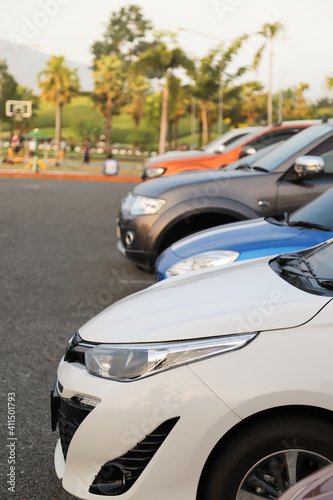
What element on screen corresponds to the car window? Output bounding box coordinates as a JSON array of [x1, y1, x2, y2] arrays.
[[203, 129, 257, 153], [309, 136, 333, 174], [249, 129, 304, 151], [220, 127, 266, 153], [253, 124, 333, 172], [289, 188, 333, 228]]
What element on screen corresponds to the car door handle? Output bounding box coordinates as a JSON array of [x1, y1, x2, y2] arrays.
[[258, 200, 270, 207]]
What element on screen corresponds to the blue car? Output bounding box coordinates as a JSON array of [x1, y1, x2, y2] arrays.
[[155, 187, 333, 280]]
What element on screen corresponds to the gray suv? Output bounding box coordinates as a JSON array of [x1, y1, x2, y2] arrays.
[[117, 123, 333, 271]]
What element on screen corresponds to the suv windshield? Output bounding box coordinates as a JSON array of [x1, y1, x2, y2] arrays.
[[204, 128, 257, 153], [288, 188, 333, 230], [219, 127, 266, 154], [252, 124, 333, 172], [270, 239, 333, 296]]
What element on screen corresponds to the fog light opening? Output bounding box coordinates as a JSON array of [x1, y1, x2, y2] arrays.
[[125, 230, 135, 247], [92, 464, 130, 496]]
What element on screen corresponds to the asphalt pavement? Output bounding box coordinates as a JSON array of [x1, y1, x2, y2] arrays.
[[0, 178, 154, 499]]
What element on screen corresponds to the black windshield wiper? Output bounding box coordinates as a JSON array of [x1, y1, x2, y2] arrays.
[[278, 255, 316, 277], [235, 164, 268, 172], [235, 163, 252, 170], [252, 166, 269, 172], [318, 280, 333, 290], [287, 220, 331, 232]]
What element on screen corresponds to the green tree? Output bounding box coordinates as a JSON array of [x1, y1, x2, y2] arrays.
[[127, 124, 158, 153], [253, 22, 285, 125], [239, 81, 266, 125], [0, 59, 20, 129], [122, 72, 151, 126], [327, 75, 333, 91], [91, 4, 153, 65], [38, 55, 80, 157], [92, 54, 125, 153], [311, 97, 333, 120], [70, 117, 104, 146], [16, 85, 40, 133], [144, 92, 162, 129], [190, 37, 248, 145], [136, 37, 194, 153], [278, 82, 312, 120], [167, 75, 190, 149]]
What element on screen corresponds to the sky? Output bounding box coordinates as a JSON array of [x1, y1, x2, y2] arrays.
[[0, 0, 332, 101]]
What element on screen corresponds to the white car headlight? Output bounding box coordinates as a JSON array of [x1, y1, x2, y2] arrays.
[[166, 250, 240, 277], [130, 195, 166, 215], [85, 334, 257, 381], [144, 167, 166, 178]]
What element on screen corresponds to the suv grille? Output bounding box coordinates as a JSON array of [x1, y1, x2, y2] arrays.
[[58, 397, 93, 460]]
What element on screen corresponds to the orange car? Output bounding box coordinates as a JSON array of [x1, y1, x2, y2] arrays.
[[142, 121, 320, 180]]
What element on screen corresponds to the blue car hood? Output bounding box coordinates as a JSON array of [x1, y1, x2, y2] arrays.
[[155, 219, 333, 277], [170, 219, 298, 256], [170, 219, 327, 258]]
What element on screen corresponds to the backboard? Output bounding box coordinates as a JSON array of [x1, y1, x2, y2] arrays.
[[5, 100, 32, 118]]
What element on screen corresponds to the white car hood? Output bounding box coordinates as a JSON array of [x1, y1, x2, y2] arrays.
[[79, 256, 330, 343]]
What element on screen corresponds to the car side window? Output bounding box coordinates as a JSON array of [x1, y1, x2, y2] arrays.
[[249, 129, 301, 151], [309, 137, 333, 174]]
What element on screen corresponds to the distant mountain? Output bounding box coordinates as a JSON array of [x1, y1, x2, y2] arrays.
[[0, 39, 93, 94]]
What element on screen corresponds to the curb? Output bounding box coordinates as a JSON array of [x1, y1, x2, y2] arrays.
[[0, 171, 142, 183]]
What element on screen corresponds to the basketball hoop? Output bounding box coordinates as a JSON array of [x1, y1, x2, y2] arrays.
[[5, 100, 32, 118]]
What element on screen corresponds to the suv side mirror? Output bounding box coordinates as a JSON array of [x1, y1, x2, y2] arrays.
[[294, 156, 325, 178], [239, 146, 257, 159], [214, 145, 225, 154]]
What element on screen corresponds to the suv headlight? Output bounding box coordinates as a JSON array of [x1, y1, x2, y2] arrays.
[[85, 334, 257, 381], [166, 250, 240, 277], [130, 195, 166, 215], [144, 167, 166, 178]]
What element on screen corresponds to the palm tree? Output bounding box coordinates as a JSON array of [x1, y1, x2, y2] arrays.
[[327, 75, 333, 91], [122, 72, 150, 126], [136, 41, 194, 154], [253, 22, 284, 125], [167, 74, 190, 149], [38, 56, 80, 157], [240, 81, 265, 125], [190, 38, 248, 145], [190, 51, 219, 146], [92, 54, 124, 153]]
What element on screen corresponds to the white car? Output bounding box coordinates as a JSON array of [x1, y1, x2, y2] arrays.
[[52, 239, 333, 499]]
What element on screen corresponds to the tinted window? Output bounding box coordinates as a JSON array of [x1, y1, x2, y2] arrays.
[[309, 136, 333, 174], [253, 124, 333, 172], [290, 188, 333, 229], [204, 128, 258, 153], [307, 240, 333, 280], [249, 129, 302, 151], [220, 127, 266, 153]]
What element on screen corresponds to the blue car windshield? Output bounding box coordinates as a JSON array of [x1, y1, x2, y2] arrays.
[[252, 124, 333, 172]]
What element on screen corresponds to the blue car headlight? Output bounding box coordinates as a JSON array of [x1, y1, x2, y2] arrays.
[[165, 250, 240, 277]]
